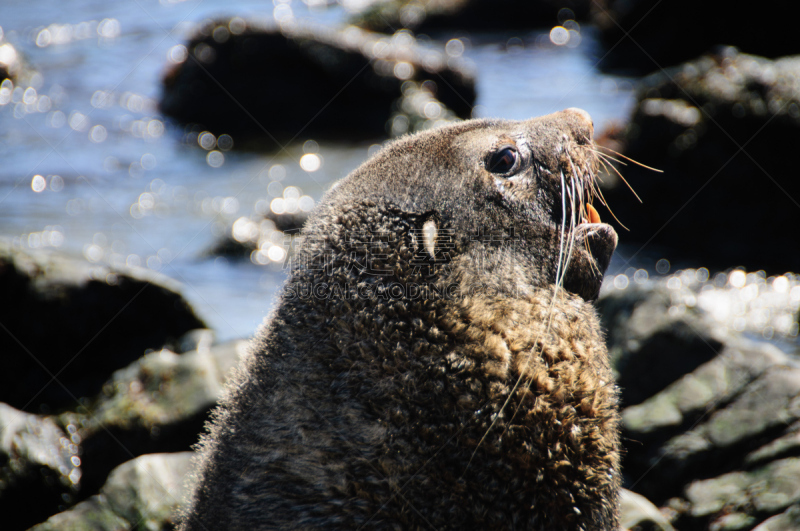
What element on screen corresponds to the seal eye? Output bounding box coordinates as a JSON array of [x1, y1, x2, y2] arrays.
[[486, 146, 519, 174]]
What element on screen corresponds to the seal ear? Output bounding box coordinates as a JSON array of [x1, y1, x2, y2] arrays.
[[422, 219, 438, 259]]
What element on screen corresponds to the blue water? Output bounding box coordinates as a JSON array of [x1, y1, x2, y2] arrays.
[[0, 0, 636, 340]]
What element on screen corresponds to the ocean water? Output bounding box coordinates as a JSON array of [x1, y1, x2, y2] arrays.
[[0, 0, 636, 340]]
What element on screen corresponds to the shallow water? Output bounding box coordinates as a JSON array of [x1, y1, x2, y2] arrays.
[[1, 0, 637, 340]]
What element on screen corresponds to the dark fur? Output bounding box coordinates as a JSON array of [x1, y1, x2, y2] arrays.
[[180, 110, 621, 530]]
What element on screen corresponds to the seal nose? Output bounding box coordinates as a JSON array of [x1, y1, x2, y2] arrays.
[[564, 107, 594, 139]]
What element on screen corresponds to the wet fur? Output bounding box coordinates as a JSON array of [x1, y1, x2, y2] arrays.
[[180, 110, 621, 530]]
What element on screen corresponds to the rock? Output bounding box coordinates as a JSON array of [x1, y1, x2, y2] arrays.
[[264, 209, 309, 233], [622, 339, 788, 442], [160, 19, 475, 147], [647, 366, 800, 506], [350, 0, 591, 34], [58, 339, 249, 496], [597, 282, 722, 407], [173, 328, 215, 354], [0, 244, 206, 413], [203, 189, 314, 262], [752, 504, 800, 531], [203, 233, 258, 260], [591, 0, 800, 75], [203, 214, 301, 263], [0, 338, 246, 529], [620, 489, 676, 531], [597, 49, 800, 273], [29, 452, 193, 531], [596, 266, 800, 407], [599, 268, 800, 529], [745, 420, 800, 468], [0, 404, 80, 530], [388, 79, 462, 135], [681, 458, 800, 530]]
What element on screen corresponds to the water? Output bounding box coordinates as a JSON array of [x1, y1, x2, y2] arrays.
[[0, 1, 636, 341]]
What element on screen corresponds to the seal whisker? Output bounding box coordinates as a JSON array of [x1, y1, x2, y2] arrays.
[[591, 148, 629, 168], [554, 168, 571, 289], [582, 150, 632, 231], [586, 146, 644, 204], [562, 157, 582, 276], [596, 143, 663, 173], [593, 178, 630, 231], [566, 154, 606, 281]]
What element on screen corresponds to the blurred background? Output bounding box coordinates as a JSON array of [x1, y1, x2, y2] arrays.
[[0, 0, 636, 340]]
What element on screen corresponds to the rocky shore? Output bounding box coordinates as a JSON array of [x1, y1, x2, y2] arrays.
[[4, 241, 797, 530], [599, 270, 800, 530]]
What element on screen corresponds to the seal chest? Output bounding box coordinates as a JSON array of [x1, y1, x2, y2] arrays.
[[180, 109, 621, 531]]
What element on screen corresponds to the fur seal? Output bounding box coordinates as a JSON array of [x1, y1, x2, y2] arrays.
[[179, 108, 621, 530]]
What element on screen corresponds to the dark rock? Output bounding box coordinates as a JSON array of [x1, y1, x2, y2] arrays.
[[350, 0, 591, 34], [160, 19, 475, 147], [202, 233, 258, 260], [597, 281, 722, 408], [203, 208, 310, 262], [597, 49, 800, 273], [173, 328, 215, 354], [203, 215, 290, 262], [264, 209, 309, 233], [600, 269, 800, 528], [58, 339, 248, 498], [745, 420, 800, 468], [0, 244, 206, 413], [0, 338, 245, 529], [29, 452, 193, 531], [622, 339, 788, 445], [591, 0, 800, 75], [752, 504, 800, 531], [0, 403, 80, 531], [645, 366, 800, 506], [619, 489, 676, 531], [388, 79, 462, 135], [603, 267, 800, 448], [681, 458, 800, 530]]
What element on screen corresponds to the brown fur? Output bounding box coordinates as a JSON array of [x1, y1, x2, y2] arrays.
[[180, 109, 621, 530]]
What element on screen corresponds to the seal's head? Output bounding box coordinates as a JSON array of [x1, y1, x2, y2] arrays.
[[318, 107, 617, 301], [467, 107, 617, 301]]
